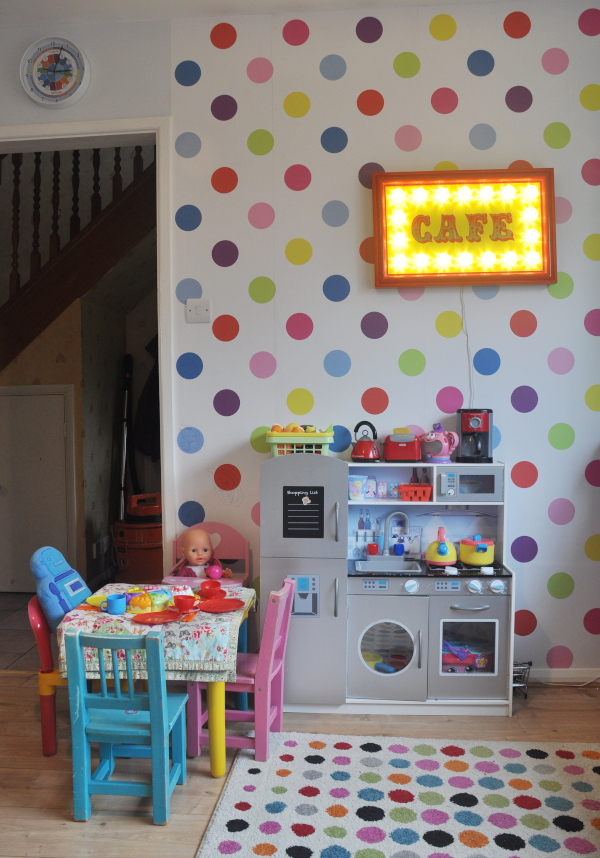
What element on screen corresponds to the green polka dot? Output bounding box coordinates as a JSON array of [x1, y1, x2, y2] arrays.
[[435, 311, 463, 338], [389, 807, 418, 822], [399, 349, 426, 376], [585, 384, 600, 411], [521, 814, 550, 830], [324, 827, 346, 838], [393, 52, 421, 78], [247, 129, 274, 155], [434, 161, 459, 171], [419, 791, 444, 805], [285, 238, 313, 265], [583, 234, 600, 261], [548, 423, 575, 450], [249, 276, 276, 303], [547, 272, 573, 299], [355, 851, 385, 858], [580, 83, 600, 111], [543, 122, 570, 149], [547, 572, 574, 599], [272, 786, 287, 794], [287, 388, 314, 415], [470, 746, 494, 758], [483, 794, 510, 807], [359, 772, 381, 783], [429, 13, 457, 40], [250, 426, 270, 454], [539, 780, 562, 792], [585, 534, 600, 561], [284, 91, 311, 118], [413, 744, 437, 756]]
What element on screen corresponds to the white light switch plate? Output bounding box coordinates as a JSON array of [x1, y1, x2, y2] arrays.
[[186, 297, 211, 323]]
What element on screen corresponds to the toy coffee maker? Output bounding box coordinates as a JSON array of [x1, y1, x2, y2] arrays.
[[456, 409, 493, 463]]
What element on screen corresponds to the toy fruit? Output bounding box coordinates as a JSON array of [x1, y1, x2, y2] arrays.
[[292, 426, 305, 433], [86, 594, 108, 607], [303, 425, 317, 433], [285, 422, 299, 431], [271, 423, 283, 431], [205, 564, 223, 580]]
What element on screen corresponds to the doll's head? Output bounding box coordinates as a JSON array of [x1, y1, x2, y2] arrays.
[[181, 528, 213, 567]]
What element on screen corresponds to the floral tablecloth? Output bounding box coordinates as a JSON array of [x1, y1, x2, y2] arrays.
[[57, 582, 255, 682]]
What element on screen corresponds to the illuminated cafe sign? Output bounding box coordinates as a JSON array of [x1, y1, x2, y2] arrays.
[[372, 168, 556, 288]]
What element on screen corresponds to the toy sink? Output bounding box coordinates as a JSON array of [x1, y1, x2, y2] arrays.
[[354, 558, 423, 574]]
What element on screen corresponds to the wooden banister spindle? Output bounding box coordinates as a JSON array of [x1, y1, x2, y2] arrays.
[[9, 153, 23, 296], [30, 152, 42, 279], [0, 153, 7, 185], [112, 147, 122, 200], [133, 145, 143, 179], [49, 151, 61, 259], [70, 149, 80, 239], [91, 148, 101, 219]]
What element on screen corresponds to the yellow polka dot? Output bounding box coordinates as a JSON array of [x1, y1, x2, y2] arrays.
[[580, 84, 600, 111], [283, 91, 311, 118], [585, 385, 600, 411], [429, 14, 457, 40], [435, 310, 463, 338], [583, 234, 600, 260], [287, 388, 314, 415], [285, 238, 313, 265], [434, 161, 459, 171], [584, 534, 600, 561]]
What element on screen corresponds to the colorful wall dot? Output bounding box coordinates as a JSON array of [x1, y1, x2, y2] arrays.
[[504, 11, 531, 38], [175, 131, 201, 158], [361, 387, 389, 414], [175, 204, 202, 231], [285, 239, 312, 265], [321, 127, 349, 153], [361, 312, 388, 339], [248, 276, 276, 303], [585, 460, 600, 487], [544, 122, 571, 149], [214, 463, 241, 490], [324, 350, 351, 377], [467, 50, 495, 76], [283, 91, 310, 117], [515, 609, 537, 636], [434, 161, 459, 170], [542, 48, 569, 74], [548, 272, 574, 299], [580, 84, 600, 111], [473, 348, 500, 375], [212, 167, 238, 193], [548, 498, 575, 525], [583, 234, 600, 260], [247, 129, 274, 155], [585, 385, 600, 411], [211, 94, 237, 120], [175, 277, 202, 303], [393, 52, 420, 78], [210, 22, 236, 48], [287, 388, 314, 415], [285, 164, 311, 190], [248, 203, 275, 229], [323, 275, 350, 302], [505, 86, 533, 112], [546, 646, 573, 669], [436, 386, 464, 413], [395, 125, 422, 151], [584, 309, 600, 335], [435, 311, 462, 338], [472, 285, 500, 300], [357, 90, 384, 116], [510, 310, 537, 337], [547, 572, 574, 598], [398, 349, 426, 376], [555, 197, 572, 223], [429, 14, 457, 40], [212, 315, 240, 342], [509, 159, 533, 169], [511, 535, 539, 563], [547, 347, 574, 374], [511, 386, 538, 413], [177, 427, 204, 453], [247, 57, 273, 83], [511, 461, 538, 488], [212, 240, 239, 267], [178, 500, 205, 526], [582, 159, 600, 186], [579, 8, 600, 35], [356, 17, 383, 43], [250, 427, 270, 454], [322, 200, 349, 227], [431, 88, 459, 114], [320, 54, 346, 80], [282, 19, 309, 45], [250, 502, 261, 526], [358, 162, 384, 189], [584, 534, 600, 561], [250, 352, 276, 378], [174, 60, 200, 86], [583, 609, 600, 635], [359, 237, 375, 263], [213, 389, 240, 416], [176, 352, 203, 379], [286, 313, 314, 340], [548, 423, 575, 450], [331, 425, 352, 453], [469, 124, 496, 149], [398, 287, 424, 301]]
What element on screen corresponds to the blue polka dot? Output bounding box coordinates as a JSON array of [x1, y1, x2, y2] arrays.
[[323, 274, 350, 302], [572, 781, 593, 792], [357, 788, 385, 801], [467, 50, 495, 76], [416, 775, 443, 787], [265, 801, 287, 813], [390, 758, 410, 769], [473, 348, 501, 375], [324, 350, 351, 377], [321, 127, 348, 153], [176, 352, 203, 379], [472, 285, 500, 300], [177, 427, 204, 453], [469, 124, 497, 150], [504, 764, 527, 773], [178, 501, 205, 527], [330, 425, 352, 453], [320, 55, 347, 80], [175, 205, 202, 231], [492, 424, 501, 449], [528, 835, 561, 853], [331, 771, 351, 781], [478, 777, 504, 790], [390, 829, 420, 845], [545, 796, 574, 811], [455, 810, 483, 826], [320, 846, 352, 858], [322, 200, 349, 227], [174, 60, 201, 86], [175, 132, 202, 158], [175, 278, 202, 304]]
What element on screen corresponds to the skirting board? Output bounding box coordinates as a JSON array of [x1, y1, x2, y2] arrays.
[[529, 667, 600, 684], [284, 698, 511, 717]]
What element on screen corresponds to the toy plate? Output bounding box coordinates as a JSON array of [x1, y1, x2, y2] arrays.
[[198, 598, 245, 613], [131, 611, 183, 625], [199, 589, 226, 601]]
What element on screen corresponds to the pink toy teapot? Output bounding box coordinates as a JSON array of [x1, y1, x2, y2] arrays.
[[419, 423, 459, 463]]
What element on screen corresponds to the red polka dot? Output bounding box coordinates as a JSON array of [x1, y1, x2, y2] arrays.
[[389, 789, 415, 803], [431, 88, 458, 114], [334, 742, 353, 749], [510, 310, 537, 337], [235, 801, 252, 810], [284, 164, 311, 191], [286, 313, 313, 340], [441, 745, 466, 756], [509, 159, 533, 170], [579, 8, 600, 36], [299, 786, 320, 796], [360, 237, 375, 264], [361, 387, 389, 415], [511, 461, 539, 488], [504, 11, 531, 38], [291, 824, 315, 837], [282, 19, 309, 45], [585, 460, 600, 487], [357, 89, 384, 116], [584, 608, 600, 635], [513, 795, 542, 809], [556, 749, 576, 759], [214, 464, 241, 491], [210, 23, 237, 48], [211, 167, 238, 193], [280, 754, 294, 761], [213, 315, 240, 342], [515, 609, 537, 636]]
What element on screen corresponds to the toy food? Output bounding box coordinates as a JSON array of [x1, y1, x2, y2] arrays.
[[271, 423, 283, 432], [127, 591, 153, 613], [86, 594, 108, 608], [205, 564, 223, 580]]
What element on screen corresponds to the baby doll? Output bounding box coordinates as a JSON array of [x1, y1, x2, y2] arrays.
[[169, 528, 232, 578]]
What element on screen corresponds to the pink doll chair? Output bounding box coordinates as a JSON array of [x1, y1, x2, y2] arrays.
[[185, 578, 294, 762]]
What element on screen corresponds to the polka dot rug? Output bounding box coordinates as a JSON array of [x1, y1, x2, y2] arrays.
[[196, 733, 600, 858]]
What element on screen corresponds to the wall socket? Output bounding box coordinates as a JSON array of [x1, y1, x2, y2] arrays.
[[92, 536, 111, 559], [186, 297, 211, 323]]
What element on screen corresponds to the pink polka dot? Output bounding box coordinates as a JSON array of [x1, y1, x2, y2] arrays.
[[564, 765, 586, 775], [582, 159, 600, 185], [356, 827, 386, 843], [286, 313, 313, 340], [285, 164, 312, 191], [489, 813, 517, 829], [284, 740, 297, 746], [282, 19, 309, 45], [247, 57, 273, 83], [584, 309, 600, 335], [332, 756, 351, 765], [449, 776, 474, 788], [585, 460, 600, 486], [251, 503, 260, 526], [249, 351, 276, 378], [398, 287, 425, 301], [388, 744, 409, 753], [436, 386, 464, 413], [583, 608, 600, 634], [547, 347, 575, 374], [555, 197, 572, 224], [416, 759, 439, 770], [406, 424, 425, 438], [259, 821, 281, 834], [546, 645, 573, 668], [243, 784, 256, 791], [499, 748, 522, 758], [431, 88, 458, 114], [548, 498, 575, 525], [475, 762, 500, 773], [248, 203, 275, 229], [421, 809, 449, 824], [395, 125, 422, 151], [542, 47, 569, 74], [218, 841, 241, 854]]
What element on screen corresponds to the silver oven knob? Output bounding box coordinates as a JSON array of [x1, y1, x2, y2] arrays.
[[468, 579, 483, 594], [405, 579, 419, 594], [490, 579, 506, 594]]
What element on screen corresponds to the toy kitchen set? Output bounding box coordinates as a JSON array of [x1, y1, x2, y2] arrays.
[[260, 410, 516, 717]]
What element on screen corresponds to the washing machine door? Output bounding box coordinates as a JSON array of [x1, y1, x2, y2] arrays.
[[347, 595, 428, 701]]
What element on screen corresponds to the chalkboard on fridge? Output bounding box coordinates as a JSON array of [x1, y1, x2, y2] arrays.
[[283, 486, 324, 538]]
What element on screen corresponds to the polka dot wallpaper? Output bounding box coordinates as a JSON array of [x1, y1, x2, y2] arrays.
[[170, 3, 600, 675]]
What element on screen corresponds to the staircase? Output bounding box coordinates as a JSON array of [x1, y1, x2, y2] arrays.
[[0, 146, 156, 372]]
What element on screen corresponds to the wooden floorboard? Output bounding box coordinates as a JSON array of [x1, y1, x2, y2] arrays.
[[0, 671, 598, 858]]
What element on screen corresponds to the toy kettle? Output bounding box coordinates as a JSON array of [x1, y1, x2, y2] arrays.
[[351, 421, 380, 462], [425, 527, 458, 566], [419, 423, 459, 463]]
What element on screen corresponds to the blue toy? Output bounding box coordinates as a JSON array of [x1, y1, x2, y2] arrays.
[[30, 547, 92, 632]]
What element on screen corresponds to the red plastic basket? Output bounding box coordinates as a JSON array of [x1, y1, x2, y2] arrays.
[[398, 484, 433, 502]]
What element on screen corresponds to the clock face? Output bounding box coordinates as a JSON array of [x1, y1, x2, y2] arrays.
[[20, 38, 90, 108]]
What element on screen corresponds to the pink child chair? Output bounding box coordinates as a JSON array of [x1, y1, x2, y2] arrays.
[[186, 578, 294, 762], [171, 521, 250, 581], [28, 595, 69, 756]]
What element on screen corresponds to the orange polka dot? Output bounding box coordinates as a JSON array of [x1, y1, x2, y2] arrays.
[[445, 760, 469, 772], [509, 159, 532, 170], [253, 845, 277, 856], [509, 778, 533, 790], [459, 830, 489, 848], [326, 804, 348, 817], [360, 236, 375, 264], [388, 773, 412, 784], [591, 818, 600, 830], [583, 750, 600, 760], [309, 741, 327, 749], [276, 769, 292, 777]]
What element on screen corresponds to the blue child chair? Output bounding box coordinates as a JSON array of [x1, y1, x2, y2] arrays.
[[64, 628, 188, 825]]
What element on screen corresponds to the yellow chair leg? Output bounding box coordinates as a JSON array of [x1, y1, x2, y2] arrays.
[[207, 681, 226, 778]]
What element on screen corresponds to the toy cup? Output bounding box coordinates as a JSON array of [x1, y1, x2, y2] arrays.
[[100, 593, 127, 615], [205, 564, 223, 580], [174, 594, 196, 612], [200, 579, 222, 598]]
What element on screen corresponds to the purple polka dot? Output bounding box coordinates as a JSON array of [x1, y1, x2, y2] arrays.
[[548, 347, 575, 374], [449, 776, 474, 788], [555, 197, 572, 223], [395, 125, 422, 151], [286, 313, 314, 340], [511, 386, 538, 413], [361, 312, 388, 339], [475, 762, 500, 773], [358, 162, 384, 189], [585, 460, 600, 487], [548, 498, 575, 525], [214, 389, 240, 416], [511, 535, 539, 563], [332, 756, 351, 765], [243, 785, 256, 791], [499, 749, 522, 758], [211, 95, 238, 120], [356, 826, 386, 843], [436, 386, 464, 414], [422, 809, 449, 824], [212, 240, 239, 267], [388, 744, 409, 753], [505, 86, 533, 112], [584, 309, 600, 336], [489, 813, 517, 829], [259, 821, 281, 834], [546, 645, 573, 668], [542, 48, 569, 74], [356, 16, 383, 42], [218, 841, 242, 853], [416, 759, 440, 770], [249, 352, 276, 378], [565, 766, 585, 775], [330, 788, 350, 798], [284, 741, 298, 747]]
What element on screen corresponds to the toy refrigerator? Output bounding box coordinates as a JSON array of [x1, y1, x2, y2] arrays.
[[260, 455, 348, 705]]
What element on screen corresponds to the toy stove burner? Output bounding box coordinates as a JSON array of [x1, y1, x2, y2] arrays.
[[425, 560, 507, 577]]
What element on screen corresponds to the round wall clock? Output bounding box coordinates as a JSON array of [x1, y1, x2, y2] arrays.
[[20, 38, 90, 108]]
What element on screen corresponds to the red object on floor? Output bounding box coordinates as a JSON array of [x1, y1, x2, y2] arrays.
[[27, 594, 68, 756]]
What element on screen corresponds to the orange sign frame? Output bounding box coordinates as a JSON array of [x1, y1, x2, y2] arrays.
[[372, 168, 556, 288]]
